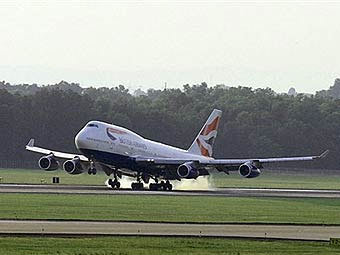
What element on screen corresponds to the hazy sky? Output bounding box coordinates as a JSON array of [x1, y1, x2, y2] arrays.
[[0, 0, 339, 93]]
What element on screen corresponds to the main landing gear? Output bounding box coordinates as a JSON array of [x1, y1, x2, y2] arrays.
[[107, 170, 173, 191], [108, 178, 120, 189], [131, 173, 144, 190], [131, 182, 143, 190], [149, 180, 172, 191], [88, 160, 97, 175], [108, 171, 120, 189]]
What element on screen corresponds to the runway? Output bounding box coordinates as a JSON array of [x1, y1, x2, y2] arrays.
[[1, 185, 340, 241], [1, 184, 340, 198], [0, 220, 339, 241]]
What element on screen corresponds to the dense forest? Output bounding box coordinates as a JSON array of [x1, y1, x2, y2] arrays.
[[0, 80, 339, 169]]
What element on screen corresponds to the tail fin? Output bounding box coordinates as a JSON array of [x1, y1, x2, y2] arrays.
[[187, 109, 222, 157]]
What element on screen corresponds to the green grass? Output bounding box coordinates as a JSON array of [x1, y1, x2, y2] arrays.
[[0, 168, 108, 185], [1, 168, 340, 190], [1, 193, 340, 224], [0, 236, 339, 255], [213, 172, 340, 190]]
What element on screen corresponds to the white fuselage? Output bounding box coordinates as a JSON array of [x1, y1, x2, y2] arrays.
[[75, 121, 210, 161]]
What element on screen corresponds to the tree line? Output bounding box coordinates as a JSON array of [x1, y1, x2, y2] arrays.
[[0, 81, 339, 169]]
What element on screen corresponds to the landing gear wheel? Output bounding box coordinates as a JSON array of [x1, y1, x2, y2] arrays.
[[131, 182, 143, 190], [149, 182, 172, 191], [88, 167, 97, 175], [115, 182, 121, 189], [149, 183, 158, 191], [88, 160, 96, 175], [149, 181, 172, 191], [160, 181, 166, 191], [165, 180, 172, 191], [108, 179, 120, 190]]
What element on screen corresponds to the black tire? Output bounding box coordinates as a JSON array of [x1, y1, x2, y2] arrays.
[[159, 181, 165, 191], [164, 180, 172, 191], [132, 182, 142, 190], [92, 168, 97, 175], [116, 182, 121, 189]]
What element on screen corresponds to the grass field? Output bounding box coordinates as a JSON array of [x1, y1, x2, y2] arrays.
[[213, 172, 340, 190], [1, 168, 340, 190], [1, 193, 340, 224], [0, 236, 339, 255], [0, 168, 108, 185], [1, 169, 340, 253]]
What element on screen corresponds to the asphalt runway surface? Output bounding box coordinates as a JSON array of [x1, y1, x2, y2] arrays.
[[1, 183, 340, 198], [0, 220, 339, 241]]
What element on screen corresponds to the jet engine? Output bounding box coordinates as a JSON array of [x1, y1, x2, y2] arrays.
[[63, 157, 84, 175], [238, 162, 261, 178], [38, 154, 59, 171], [177, 162, 199, 179]]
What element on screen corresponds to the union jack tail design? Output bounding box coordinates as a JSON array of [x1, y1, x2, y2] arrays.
[[187, 109, 222, 157]]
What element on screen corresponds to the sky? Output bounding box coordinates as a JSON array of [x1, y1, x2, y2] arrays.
[[0, 0, 339, 93]]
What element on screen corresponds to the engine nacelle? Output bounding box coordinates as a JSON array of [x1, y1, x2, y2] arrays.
[[38, 155, 59, 171], [238, 162, 261, 178], [63, 157, 84, 175], [177, 162, 199, 179]]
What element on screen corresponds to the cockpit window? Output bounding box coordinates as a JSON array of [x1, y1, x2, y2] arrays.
[[87, 123, 99, 128]]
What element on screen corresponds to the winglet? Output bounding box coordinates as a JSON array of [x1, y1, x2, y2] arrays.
[[313, 150, 329, 159], [318, 150, 330, 159], [27, 139, 35, 147]]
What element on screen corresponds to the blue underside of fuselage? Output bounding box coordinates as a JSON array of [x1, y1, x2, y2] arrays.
[[78, 148, 137, 169]]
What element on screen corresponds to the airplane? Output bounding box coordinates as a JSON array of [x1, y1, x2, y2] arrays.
[[26, 109, 329, 191]]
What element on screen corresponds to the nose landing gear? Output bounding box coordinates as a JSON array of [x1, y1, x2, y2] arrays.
[[88, 160, 97, 175]]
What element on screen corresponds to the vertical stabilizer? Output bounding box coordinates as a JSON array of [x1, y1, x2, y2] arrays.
[[187, 109, 222, 157]]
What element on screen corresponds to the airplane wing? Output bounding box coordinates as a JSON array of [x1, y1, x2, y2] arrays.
[[134, 150, 329, 167], [26, 139, 89, 162]]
